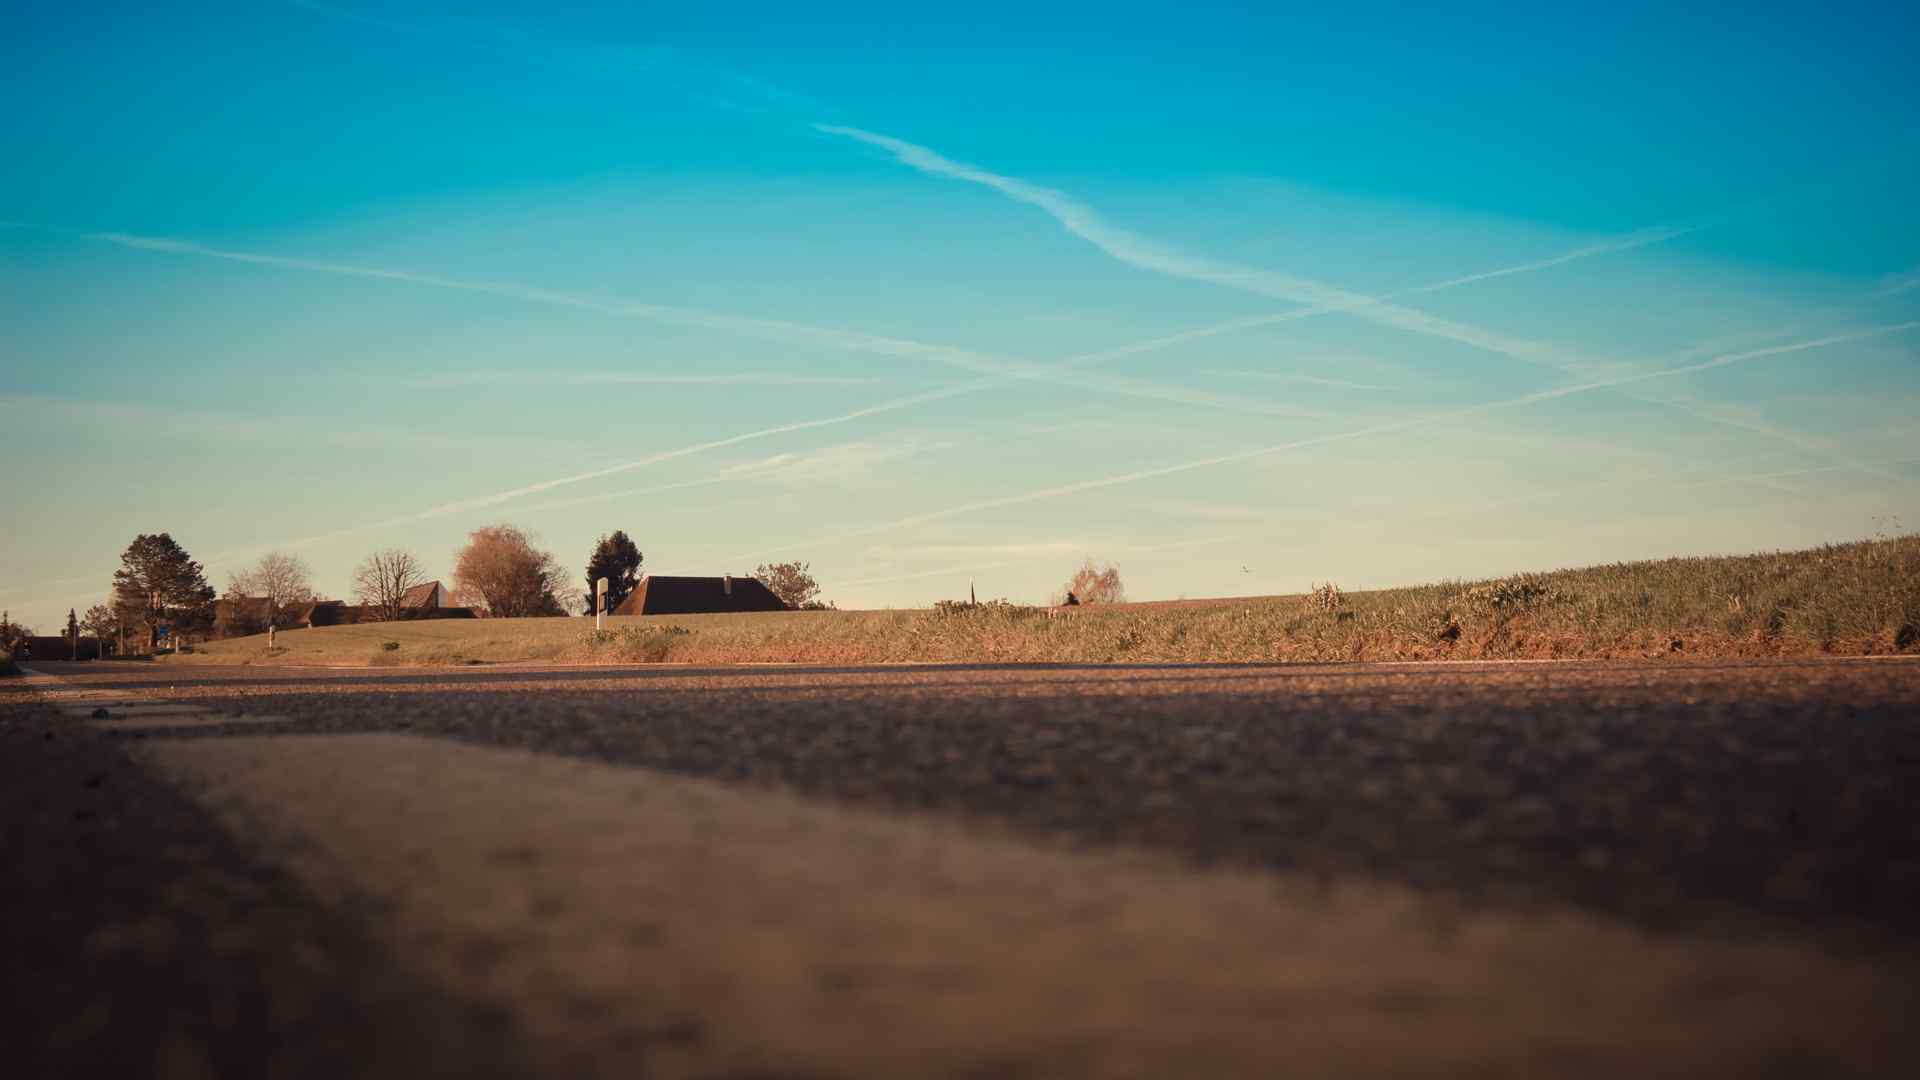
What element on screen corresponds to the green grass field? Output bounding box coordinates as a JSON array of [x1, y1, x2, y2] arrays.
[[159, 534, 1920, 667]]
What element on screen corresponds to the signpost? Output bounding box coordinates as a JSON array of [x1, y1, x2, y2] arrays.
[[595, 577, 609, 631]]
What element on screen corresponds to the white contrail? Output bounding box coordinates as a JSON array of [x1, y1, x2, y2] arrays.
[[818, 124, 1679, 377], [1397, 225, 1701, 295], [78, 229, 1325, 421], [46, 214, 1707, 530], [732, 322, 1920, 562], [32, 211, 1817, 565], [515, 474, 738, 515], [1207, 369, 1416, 392], [404, 381, 993, 520], [1870, 267, 1920, 298], [816, 125, 1901, 481]]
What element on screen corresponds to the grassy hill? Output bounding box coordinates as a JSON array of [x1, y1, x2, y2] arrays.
[[166, 534, 1920, 668]]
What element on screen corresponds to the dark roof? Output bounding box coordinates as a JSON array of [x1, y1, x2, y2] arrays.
[[401, 581, 443, 608], [612, 575, 789, 616], [284, 600, 328, 624], [214, 596, 274, 624]]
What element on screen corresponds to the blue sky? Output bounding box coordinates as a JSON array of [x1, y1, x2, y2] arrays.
[[4, 0, 1918, 628]]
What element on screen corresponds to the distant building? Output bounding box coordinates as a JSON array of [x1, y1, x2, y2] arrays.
[[211, 596, 278, 637], [21, 635, 106, 660], [213, 580, 473, 638], [611, 575, 789, 616], [400, 581, 451, 609]]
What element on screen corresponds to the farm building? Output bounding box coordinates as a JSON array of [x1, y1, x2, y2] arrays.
[[19, 635, 107, 661], [612, 575, 789, 616], [213, 580, 473, 638]]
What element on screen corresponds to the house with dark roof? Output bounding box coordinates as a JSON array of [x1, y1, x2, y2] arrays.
[[611, 575, 789, 616], [213, 581, 472, 638], [401, 581, 451, 609], [211, 596, 279, 638]]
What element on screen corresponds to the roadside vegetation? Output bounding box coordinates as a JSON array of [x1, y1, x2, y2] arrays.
[[159, 534, 1920, 667]]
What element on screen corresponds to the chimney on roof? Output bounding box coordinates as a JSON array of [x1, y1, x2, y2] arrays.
[[723, 574, 732, 596]]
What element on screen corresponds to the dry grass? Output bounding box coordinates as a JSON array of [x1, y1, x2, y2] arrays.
[[166, 534, 1920, 667]]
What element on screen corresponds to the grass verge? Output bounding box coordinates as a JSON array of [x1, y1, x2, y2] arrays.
[[165, 534, 1920, 667]]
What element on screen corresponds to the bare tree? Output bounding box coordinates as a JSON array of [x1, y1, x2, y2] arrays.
[[228, 551, 316, 628], [753, 561, 824, 609], [352, 549, 428, 622], [1056, 558, 1125, 605], [453, 525, 569, 618]]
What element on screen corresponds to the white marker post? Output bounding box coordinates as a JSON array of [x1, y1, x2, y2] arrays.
[[595, 577, 609, 631]]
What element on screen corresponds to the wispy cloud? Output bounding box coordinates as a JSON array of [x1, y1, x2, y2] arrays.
[[837, 535, 1236, 591], [409, 388, 984, 519], [38, 210, 1726, 533], [815, 125, 1903, 482], [69, 227, 1330, 424], [734, 322, 1920, 562], [1400, 447, 1920, 531], [407, 371, 884, 388], [817, 124, 1685, 377], [863, 541, 1093, 562], [1870, 266, 1920, 298], [719, 439, 957, 486], [29, 209, 1854, 570], [0, 392, 587, 458], [1206, 369, 1417, 393], [1396, 225, 1702, 295], [284, 1, 822, 118]]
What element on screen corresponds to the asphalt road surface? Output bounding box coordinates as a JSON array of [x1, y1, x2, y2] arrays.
[[6, 656, 1919, 1078]]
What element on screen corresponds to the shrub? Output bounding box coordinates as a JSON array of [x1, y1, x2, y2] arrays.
[[1305, 583, 1345, 614], [1460, 576, 1565, 613], [931, 598, 1026, 616], [578, 625, 690, 663], [1057, 558, 1125, 605]]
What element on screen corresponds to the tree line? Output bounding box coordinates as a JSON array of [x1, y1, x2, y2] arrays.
[[67, 526, 830, 650]]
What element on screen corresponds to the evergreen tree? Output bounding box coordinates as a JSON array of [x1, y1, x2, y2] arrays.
[[583, 531, 643, 615], [112, 533, 216, 649]]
